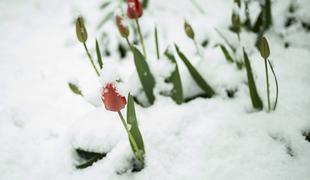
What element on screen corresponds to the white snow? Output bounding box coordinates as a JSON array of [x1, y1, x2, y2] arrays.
[[0, 0, 310, 180]]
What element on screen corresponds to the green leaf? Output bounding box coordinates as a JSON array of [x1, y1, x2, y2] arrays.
[[75, 149, 106, 169], [68, 82, 83, 96], [97, 11, 114, 29], [252, 11, 263, 33], [264, 0, 272, 30], [96, 39, 103, 69], [252, 0, 272, 33], [243, 1, 252, 29], [127, 94, 145, 165], [175, 44, 215, 97], [99, 1, 111, 9], [243, 49, 263, 110], [164, 49, 183, 104], [155, 26, 160, 60], [214, 28, 236, 53], [216, 44, 234, 63], [142, 0, 149, 8], [132, 46, 155, 104]]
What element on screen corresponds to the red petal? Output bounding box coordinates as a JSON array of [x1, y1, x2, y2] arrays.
[[127, 0, 143, 19], [101, 83, 127, 112]]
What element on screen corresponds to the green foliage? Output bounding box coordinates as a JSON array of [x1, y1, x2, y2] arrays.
[[75, 149, 106, 169], [216, 44, 234, 63], [243, 1, 252, 28], [99, 1, 111, 9], [97, 11, 114, 29], [164, 49, 183, 104], [155, 26, 160, 60], [175, 44, 215, 98], [142, 0, 149, 8], [252, 0, 272, 34], [127, 94, 145, 168], [96, 39, 103, 69], [132, 46, 155, 105], [243, 49, 263, 110], [68, 82, 83, 96], [252, 11, 264, 33]]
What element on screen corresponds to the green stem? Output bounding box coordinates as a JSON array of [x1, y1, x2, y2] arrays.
[[264, 59, 271, 112], [190, 0, 206, 14], [193, 39, 202, 59], [126, 37, 134, 53], [83, 43, 100, 76], [135, 19, 147, 59], [237, 32, 240, 42], [267, 59, 279, 110], [155, 26, 160, 60], [214, 28, 236, 52], [117, 111, 141, 160]]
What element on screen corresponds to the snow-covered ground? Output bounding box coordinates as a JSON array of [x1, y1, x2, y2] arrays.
[[0, 0, 310, 179]]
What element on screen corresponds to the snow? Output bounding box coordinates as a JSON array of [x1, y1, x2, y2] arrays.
[[1, 0, 310, 180]]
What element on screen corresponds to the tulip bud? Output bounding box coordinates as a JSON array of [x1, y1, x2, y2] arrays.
[[259, 37, 270, 59], [127, 0, 143, 19], [116, 16, 130, 38], [231, 13, 240, 33], [76, 16, 88, 43], [184, 21, 195, 40]]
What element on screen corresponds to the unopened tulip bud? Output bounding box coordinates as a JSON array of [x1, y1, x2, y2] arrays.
[[184, 21, 195, 40], [116, 16, 130, 38], [76, 17, 88, 43], [259, 37, 270, 59], [231, 13, 240, 32]]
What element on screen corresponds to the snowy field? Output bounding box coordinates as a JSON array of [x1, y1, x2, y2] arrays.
[[0, 0, 310, 179]]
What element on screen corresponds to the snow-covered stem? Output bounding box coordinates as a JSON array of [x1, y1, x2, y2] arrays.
[[193, 39, 202, 59], [83, 43, 100, 76], [135, 19, 147, 59]]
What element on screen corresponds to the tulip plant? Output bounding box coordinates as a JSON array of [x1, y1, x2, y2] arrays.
[[76, 17, 100, 77], [184, 20, 202, 58], [116, 4, 156, 106], [259, 37, 279, 112], [101, 83, 145, 170], [127, 0, 147, 58]]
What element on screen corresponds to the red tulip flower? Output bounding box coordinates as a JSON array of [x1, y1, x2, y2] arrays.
[[127, 0, 143, 19], [101, 83, 127, 112]]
